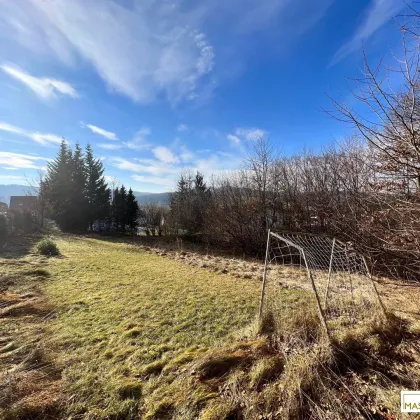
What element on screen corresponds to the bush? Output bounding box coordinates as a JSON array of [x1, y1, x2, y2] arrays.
[[35, 238, 59, 256]]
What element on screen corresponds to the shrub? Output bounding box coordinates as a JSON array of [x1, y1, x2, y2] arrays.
[[35, 238, 59, 256]]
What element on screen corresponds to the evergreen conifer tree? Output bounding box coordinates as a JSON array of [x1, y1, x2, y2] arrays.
[[85, 144, 111, 231], [118, 185, 128, 232], [45, 140, 73, 230], [69, 143, 88, 230], [126, 188, 139, 234]]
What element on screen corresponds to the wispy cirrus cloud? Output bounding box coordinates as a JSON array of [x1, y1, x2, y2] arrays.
[[177, 124, 188, 132], [109, 143, 244, 192], [330, 0, 406, 66], [227, 127, 267, 146], [110, 157, 180, 177], [0, 0, 334, 104], [0, 151, 49, 170], [123, 128, 152, 150], [31, 133, 63, 145], [82, 123, 118, 140], [0, 174, 30, 183], [131, 174, 175, 188], [227, 134, 241, 146], [1, 64, 78, 99], [0, 0, 216, 103], [153, 146, 179, 164], [97, 143, 123, 150], [0, 122, 63, 146], [0, 122, 27, 137], [236, 127, 266, 141]]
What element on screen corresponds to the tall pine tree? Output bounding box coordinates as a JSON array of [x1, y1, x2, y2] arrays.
[[45, 140, 73, 230], [85, 144, 111, 231], [111, 187, 120, 231], [45, 141, 111, 232], [69, 143, 88, 230], [126, 188, 139, 234], [117, 185, 128, 232]]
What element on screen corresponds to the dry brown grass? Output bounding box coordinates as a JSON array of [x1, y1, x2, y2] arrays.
[[0, 240, 63, 420], [142, 308, 420, 419], [1, 234, 419, 419]]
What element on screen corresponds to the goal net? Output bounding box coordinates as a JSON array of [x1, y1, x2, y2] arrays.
[[259, 231, 385, 342]]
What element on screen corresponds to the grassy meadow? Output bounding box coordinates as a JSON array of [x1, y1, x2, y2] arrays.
[[1, 235, 419, 419], [45, 237, 265, 417], [2, 236, 297, 418]]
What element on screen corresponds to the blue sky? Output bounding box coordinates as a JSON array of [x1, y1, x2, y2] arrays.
[[0, 0, 409, 192]]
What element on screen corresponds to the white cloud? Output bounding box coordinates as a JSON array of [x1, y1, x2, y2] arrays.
[[123, 127, 152, 150], [235, 127, 266, 141], [0, 174, 29, 184], [227, 134, 241, 145], [0, 122, 27, 136], [31, 133, 62, 145], [0, 151, 49, 170], [179, 145, 195, 163], [0, 0, 336, 105], [0, 122, 64, 146], [83, 123, 118, 140], [177, 124, 188, 132], [195, 152, 242, 178], [194, 32, 215, 76], [152, 146, 179, 164], [109, 146, 245, 192], [227, 127, 266, 146], [110, 157, 180, 177], [97, 143, 123, 150], [131, 174, 174, 188], [1, 64, 78, 99], [0, 0, 216, 103], [330, 0, 405, 66]]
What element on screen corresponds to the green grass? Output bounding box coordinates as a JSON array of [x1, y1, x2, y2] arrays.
[[43, 237, 264, 417], [2, 235, 419, 419]]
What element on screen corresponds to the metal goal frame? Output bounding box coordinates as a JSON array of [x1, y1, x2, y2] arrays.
[[259, 230, 386, 339]]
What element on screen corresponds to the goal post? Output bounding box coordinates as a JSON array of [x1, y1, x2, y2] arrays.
[[258, 231, 386, 339]]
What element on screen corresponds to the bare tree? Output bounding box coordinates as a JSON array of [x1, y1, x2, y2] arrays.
[[25, 170, 48, 228], [324, 10, 420, 280], [138, 203, 165, 236]]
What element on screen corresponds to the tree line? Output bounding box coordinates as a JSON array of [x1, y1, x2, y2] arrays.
[[41, 141, 139, 233], [3, 6, 418, 281], [166, 11, 420, 281]]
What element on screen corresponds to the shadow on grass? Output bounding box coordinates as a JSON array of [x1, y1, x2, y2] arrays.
[[0, 234, 43, 260]]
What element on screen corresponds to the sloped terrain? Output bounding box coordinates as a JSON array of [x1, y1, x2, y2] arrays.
[[0, 235, 419, 419]]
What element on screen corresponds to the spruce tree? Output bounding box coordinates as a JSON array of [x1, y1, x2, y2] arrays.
[[118, 185, 128, 232], [126, 188, 139, 234], [85, 145, 111, 231], [70, 143, 88, 230], [192, 172, 210, 233], [111, 187, 120, 231], [45, 140, 73, 230]]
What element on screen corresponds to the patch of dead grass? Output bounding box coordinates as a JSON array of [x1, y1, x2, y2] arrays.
[[0, 247, 62, 420], [144, 311, 420, 419]]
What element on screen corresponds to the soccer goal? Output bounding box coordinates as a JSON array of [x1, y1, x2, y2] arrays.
[[259, 230, 386, 339]]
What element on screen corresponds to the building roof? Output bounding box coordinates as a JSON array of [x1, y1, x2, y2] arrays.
[[9, 196, 37, 210]]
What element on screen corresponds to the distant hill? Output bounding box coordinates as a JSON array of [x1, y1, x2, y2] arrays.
[[0, 184, 170, 207], [135, 192, 171, 206]]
